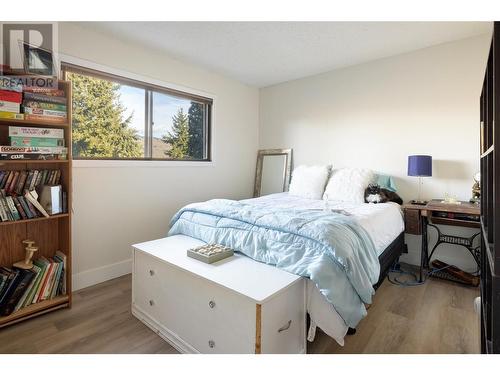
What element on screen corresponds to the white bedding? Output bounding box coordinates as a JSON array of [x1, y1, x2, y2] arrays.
[[241, 192, 404, 345]]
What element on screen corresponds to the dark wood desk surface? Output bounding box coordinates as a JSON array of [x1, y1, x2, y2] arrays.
[[404, 199, 480, 215], [403, 199, 480, 229]]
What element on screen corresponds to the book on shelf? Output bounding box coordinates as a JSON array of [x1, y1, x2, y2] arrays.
[[23, 107, 67, 118], [0, 268, 36, 316], [0, 90, 22, 103], [23, 92, 66, 105], [0, 168, 66, 222], [0, 81, 22, 93], [9, 126, 64, 139], [0, 111, 24, 120], [0, 153, 66, 160], [0, 129, 67, 159], [23, 114, 66, 123], [23, 101, 67, 112], [0, 100, 20, 113], [0, 146, 67, 155], [9, 136, 64, 147], [23, 88, 65, 96], [0, 85, 22, 117], [0, 255, 67, 316]]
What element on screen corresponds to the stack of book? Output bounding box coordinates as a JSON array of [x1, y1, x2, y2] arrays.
[[0, 81, 23, 120], [0, 126, 67, 160], [0, 168, 67, 222], [22, 88, 67, 123], [0, 252, 67, 316]]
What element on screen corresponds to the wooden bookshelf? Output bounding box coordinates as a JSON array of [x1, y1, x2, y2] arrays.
[[0, 80, 72, 328]]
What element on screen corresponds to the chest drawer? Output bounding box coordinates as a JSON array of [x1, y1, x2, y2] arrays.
[[132, 238, 306, 354], [133, 250, 256, 353]]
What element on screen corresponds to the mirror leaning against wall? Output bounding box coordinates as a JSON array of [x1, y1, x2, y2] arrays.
[[254, 149, 293, 197]]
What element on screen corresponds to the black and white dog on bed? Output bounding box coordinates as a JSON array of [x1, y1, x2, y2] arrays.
[[364, 183, 403, 205]]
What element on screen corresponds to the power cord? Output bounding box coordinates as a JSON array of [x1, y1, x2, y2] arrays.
[[387, 262, 451, 287]]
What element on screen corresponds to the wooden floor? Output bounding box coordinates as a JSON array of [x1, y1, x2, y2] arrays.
[[0, 274, 479, 354]]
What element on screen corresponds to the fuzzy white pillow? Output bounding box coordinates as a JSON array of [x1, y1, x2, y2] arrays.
[[323, 168, 374, 204], [288, 165, 331, 200]]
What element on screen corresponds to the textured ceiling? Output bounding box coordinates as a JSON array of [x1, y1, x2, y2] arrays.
[[77, 22, 492, 87]]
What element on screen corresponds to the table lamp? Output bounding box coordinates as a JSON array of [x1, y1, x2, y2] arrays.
[[408, 155, 432, 205]]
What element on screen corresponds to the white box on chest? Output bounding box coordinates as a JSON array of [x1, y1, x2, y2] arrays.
[[132, 235, 306, 354]]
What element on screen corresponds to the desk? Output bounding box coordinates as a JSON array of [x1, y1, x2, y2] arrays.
[[403, 200, 481, 283]]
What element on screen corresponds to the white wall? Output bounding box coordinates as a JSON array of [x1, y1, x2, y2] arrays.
[[259, 34, 491, 271], [58, 23, 259, 290]]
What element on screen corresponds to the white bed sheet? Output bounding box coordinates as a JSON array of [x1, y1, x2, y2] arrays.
[[241, 192, 405, 346]]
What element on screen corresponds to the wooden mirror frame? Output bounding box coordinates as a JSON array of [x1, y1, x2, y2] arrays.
[[253, 148, 293, 198]]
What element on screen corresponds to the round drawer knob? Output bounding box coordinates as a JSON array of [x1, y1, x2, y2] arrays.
[[149, 270, 155, 276], [208, 340, 215, 348], [208, 300, 216, 309], [149, 300, 155, 306]]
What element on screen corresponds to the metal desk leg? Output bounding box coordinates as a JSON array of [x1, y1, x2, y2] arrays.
[[419, 215, 428, 282]]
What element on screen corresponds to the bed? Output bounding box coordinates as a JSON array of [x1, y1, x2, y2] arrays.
[[241, 193, 404, 344], [168, 191, 405, 346]]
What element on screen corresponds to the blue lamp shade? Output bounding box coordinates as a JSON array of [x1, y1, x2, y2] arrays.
[[408, 155, 432, 177]]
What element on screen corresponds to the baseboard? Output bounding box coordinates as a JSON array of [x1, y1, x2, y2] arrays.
[[72, 258, 132, 291]]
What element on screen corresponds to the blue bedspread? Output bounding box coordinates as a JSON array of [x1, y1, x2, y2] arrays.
[[168, 199, 380, 327]]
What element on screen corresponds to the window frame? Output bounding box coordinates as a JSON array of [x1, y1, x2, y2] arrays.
[[60, 56, 215, 167]]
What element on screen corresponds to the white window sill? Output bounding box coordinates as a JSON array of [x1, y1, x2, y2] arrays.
[[72, 159, 215, 168]]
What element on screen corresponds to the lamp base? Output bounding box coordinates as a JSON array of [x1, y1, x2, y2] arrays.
[[410, 199, 428, 206]]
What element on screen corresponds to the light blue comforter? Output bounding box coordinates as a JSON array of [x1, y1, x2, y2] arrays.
[[168, 199, 380, 327]]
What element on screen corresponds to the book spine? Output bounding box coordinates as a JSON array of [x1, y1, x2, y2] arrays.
[[0, 171, 6, 189], [38, 262, 54, 302], [3, 172, 14, 191], [7, 171, 19, 194], [14, 267, 39, 311], [24, 196, 40, 218], [24, 171, 34, 191], [10, 137, 65, 147], [0, 111, 24, 119], [0, 80, 22, 93], [23, 114, 66, 123], [33, 263, 49, 303], [23, 92, 67, 104], [5, 196, 20, 220], [0, 194, 12, 221], [0, 270, 20, 308], [0, 101, 20, 113], [24, 265, 43, 308], [0, 197, 9, 221], [23, 88, 65, 96], [12, 197, 27, 220], [23, 101, 67, 112], [15, 171, 28, 195], [25, 192, 49, 218], [18, 196, 33, 219], [32, 170, 41, 189], [0, 154, 63, 161], [0, 146, 68, 154], [8, 126, 64, 139], [23, 107, 67, 118], [0, 90, 22, 103], [0, 270, 35, 316]]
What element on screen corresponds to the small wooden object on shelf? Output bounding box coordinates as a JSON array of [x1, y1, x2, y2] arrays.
[[13, 239, 38, 269]]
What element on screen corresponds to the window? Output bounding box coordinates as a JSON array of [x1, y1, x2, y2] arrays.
[[62, 63, 212, 161]]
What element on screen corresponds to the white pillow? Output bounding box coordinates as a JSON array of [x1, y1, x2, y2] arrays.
[[288, 165, 331, 200], [323, 168, 374, 204]]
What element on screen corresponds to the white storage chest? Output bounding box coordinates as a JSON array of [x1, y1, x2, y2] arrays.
[[132, 235, 306, 354]]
